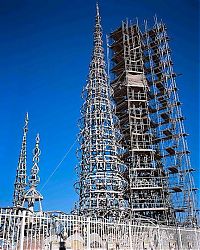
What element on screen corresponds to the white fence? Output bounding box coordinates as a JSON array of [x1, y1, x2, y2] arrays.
[[0, 208, 199, 250]]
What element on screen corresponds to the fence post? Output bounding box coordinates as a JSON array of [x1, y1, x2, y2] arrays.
[[87, 217, 91, 250], [194, 227, 200, 250], [129, 222, 133, 249], [178, 227, 183, 250], [19, 210, 26, 250], [157, 225, 162, 250]]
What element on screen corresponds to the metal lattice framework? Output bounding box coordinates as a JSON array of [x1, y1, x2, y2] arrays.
[[13, 113, 29, 207], [75, 4, 128, 219], [23, 133, 43, 211], [108, 19, 198, 226]]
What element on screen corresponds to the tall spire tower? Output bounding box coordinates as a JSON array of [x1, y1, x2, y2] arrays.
[[76, 3, 128, 219], [13, 113, 29, 207], [23, 134, 43, 211]]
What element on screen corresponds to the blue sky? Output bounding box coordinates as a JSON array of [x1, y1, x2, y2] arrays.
[[0, 0, 199, 212]]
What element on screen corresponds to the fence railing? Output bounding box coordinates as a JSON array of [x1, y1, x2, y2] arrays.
[[0, 208, 199, 250]]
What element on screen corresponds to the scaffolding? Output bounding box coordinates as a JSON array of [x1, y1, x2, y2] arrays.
[[108, 19, 198, 226], [143, 18, 198, 226], [108, 21, 172, 225]]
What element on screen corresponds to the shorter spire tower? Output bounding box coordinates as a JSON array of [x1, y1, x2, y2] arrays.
[[23, 134, 43, 211], [13, 113, 29, 207]]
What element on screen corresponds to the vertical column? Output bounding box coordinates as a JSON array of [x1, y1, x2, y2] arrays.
[[87, 217, 91, 250], [19, 210, 26, 250], [129, 222, 133, 249]]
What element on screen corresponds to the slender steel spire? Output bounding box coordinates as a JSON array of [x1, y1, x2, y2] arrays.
[[24, 134, 43, 211], [13, 113, 29, 207], [76, 3, 128, 219], [90, 2, 105, 72]]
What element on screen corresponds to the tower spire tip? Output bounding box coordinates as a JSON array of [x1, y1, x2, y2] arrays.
[[25, 112, 29, 121], [36, 133, 40, 141], [96, 1, 100, 17]]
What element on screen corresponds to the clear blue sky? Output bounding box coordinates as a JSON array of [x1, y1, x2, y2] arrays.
[[0, 0, 199, 212]]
